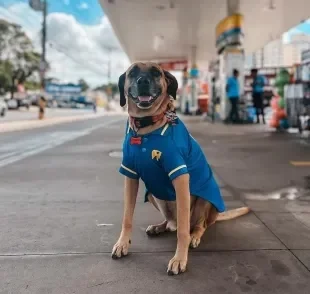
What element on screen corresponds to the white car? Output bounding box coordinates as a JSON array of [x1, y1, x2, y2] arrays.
[[0, 97, 8, 117]]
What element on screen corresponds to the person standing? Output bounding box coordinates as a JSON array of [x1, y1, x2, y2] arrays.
[[38, 96, 46, 120], [226, 69, 240, 123], [251, 68, 266, 124], [211, 77, 217, 123], [93, 98, 97, 113]]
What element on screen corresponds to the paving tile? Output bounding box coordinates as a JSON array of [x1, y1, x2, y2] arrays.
[[256, 213, 310, 250], [0, 201, 284, 255], [1, 251, 309, 294], [197, 213, 285, 251], [245, 200, 310, 213], [293, 250, 310, 271]]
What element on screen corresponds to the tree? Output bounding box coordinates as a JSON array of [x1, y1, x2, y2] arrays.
[[0, 19, 48, 96], [78, 78, 89, 92], [95, 83, 119, 99], [0, 60, 13, 94]]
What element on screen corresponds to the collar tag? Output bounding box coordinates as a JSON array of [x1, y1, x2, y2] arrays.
[[130, 136, 142, 145]]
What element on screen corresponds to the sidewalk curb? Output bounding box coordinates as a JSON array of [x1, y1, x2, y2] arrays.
[[0, 111, 127, 133]]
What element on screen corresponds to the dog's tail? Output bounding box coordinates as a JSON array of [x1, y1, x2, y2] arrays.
[[216, 207, 250, 222]]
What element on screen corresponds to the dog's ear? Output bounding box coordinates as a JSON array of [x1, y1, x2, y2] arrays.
[[164, 70, 178, 99], [118, 72, 126, 107]]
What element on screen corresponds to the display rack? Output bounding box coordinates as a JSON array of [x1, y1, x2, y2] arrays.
[[284, 49, 310, 133]]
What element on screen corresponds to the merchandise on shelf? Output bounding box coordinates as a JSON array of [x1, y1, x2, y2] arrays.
[[269, 68, 290, 130]]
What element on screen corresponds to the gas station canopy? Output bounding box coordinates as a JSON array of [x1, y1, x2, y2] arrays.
[[99, 0, 310, 66]]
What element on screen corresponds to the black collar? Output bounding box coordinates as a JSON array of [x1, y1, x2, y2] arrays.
[[130, 112, 165, 129]]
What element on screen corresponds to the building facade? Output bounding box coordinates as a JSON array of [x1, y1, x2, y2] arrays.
[[245, 33, 310, 69]]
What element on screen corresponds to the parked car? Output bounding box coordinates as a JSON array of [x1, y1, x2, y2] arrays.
[[0, 97, 8, 117], [28, 94, 39, 106], [6, 98, 30, 110], [18, 98, 31, 109]]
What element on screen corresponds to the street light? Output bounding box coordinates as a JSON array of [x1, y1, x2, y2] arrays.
[[101, 44, 120, 100]]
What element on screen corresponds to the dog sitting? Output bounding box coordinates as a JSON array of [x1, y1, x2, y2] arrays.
[[112, 62, 250, 275]]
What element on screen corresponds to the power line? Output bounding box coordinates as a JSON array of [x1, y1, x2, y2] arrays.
[[48, 42, 125, 79], [48, 42, 110, 77]]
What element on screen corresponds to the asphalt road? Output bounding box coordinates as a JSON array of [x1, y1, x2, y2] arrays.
[[0, 115, 310, 294]]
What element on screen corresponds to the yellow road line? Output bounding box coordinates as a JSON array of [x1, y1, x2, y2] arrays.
[[290, 161, 310, 167]]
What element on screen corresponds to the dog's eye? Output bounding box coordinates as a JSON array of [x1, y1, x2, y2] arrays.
[[128, 70, 135, 78], [128, 66, 139, 78], [151, 67, 162, 77]]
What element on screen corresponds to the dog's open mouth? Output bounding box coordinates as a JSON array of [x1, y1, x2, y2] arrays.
[[136, 95, 158, 109], [138, 96, 153, 103]]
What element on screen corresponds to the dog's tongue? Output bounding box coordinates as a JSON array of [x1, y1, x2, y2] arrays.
[[138, 96, 151, 102]]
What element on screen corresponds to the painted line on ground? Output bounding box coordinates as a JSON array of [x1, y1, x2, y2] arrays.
[[96, 223, 114, 227], [0, 117, 124, 168], [290, 161, 310, 167]]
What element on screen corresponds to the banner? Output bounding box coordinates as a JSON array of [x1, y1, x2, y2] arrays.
[[215, 13, 244, 54], [158, 60, 188, 71]]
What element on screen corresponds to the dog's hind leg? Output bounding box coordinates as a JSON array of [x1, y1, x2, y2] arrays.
[[189, 198, 217, 249], [146, 194, 177, 236]]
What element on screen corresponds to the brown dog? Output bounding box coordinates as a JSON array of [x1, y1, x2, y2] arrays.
[[111, 62, 250, 275]]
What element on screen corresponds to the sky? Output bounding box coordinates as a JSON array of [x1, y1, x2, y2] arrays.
[[284, 21, 310, 43], [0, 1, 310, 88], [0, 0, 130, 87]]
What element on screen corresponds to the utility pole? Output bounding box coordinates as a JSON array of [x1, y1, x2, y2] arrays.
[[107, 47, 111, 84], [41, 0, 47, 90], [29, 0, 48, 91], [102, 45, 118, 101]]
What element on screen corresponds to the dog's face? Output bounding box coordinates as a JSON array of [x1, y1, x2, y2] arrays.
[[118, 62, 178, 110]]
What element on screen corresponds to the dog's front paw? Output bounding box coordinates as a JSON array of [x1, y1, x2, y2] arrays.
[[167, 255, 187, 276], [111, 238, 131, 259]]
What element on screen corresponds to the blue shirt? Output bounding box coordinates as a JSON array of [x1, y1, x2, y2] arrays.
[[119, 119, 226, 213], [252, 75, 265, 93], [226, 77, 240, 99]]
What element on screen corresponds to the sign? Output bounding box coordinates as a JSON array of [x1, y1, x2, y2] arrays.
[[45, 83, 82, 96], [215, 13, 244, 54], [158, 60, 188, 71], [29, 0, 44, 11]]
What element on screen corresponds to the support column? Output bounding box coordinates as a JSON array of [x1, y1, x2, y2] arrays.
[[188, 46, 199, 114], [181, 46, 199, 115], [216, 0, 245, 121], [227, 0, 240, 15], [190, 45, 197, 69]]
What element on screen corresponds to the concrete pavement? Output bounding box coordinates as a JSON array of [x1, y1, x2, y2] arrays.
[[0, 115, 310, 293]]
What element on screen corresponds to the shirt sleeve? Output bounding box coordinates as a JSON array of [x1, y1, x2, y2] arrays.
[[119, 137, 139, 180], [161, 139, 188, 181]]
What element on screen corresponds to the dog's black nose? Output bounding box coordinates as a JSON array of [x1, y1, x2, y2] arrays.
[[137, 76, 150, 85]]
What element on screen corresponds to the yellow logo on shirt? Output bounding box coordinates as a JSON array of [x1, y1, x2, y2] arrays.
[[152, 150, 162, 161]]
